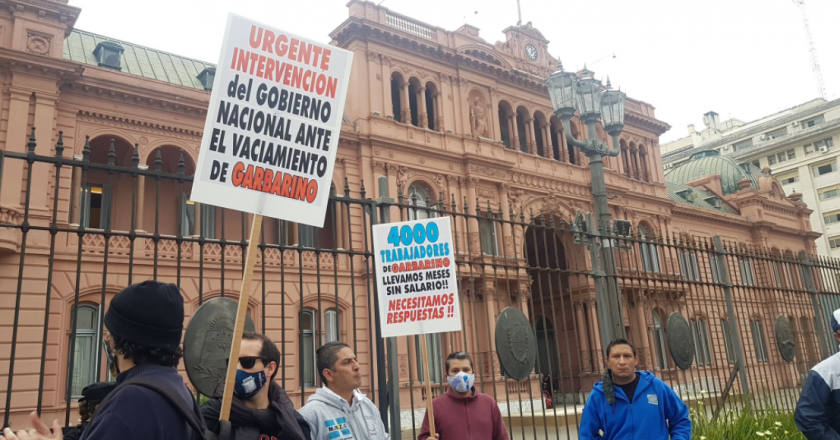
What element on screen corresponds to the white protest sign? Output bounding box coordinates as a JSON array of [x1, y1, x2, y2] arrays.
[[191, 14, 353, 227], [373, 217, 461, 338]]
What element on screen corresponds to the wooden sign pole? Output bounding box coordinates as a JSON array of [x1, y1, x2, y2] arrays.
[[219, 214, 263, 421], [420, 333, 436, 438]]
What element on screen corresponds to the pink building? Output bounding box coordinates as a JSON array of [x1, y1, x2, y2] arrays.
[[1, 0, 837, 436]]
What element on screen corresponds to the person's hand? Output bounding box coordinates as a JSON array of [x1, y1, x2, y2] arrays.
[[1, 412, 61, 440]]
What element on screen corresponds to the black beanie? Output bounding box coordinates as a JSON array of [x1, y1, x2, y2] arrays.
[[105, 281, 184, 349]]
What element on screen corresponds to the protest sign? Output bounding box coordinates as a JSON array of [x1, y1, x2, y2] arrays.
[[190, 13, 353, 421], [191, 13, 353, 228], [373, 217, 462, 338]]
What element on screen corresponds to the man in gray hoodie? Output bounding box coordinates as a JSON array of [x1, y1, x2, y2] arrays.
[[299, 342, 388, 440]]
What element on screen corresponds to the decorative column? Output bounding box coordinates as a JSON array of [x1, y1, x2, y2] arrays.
[[508, 115, 518, 150], [587, 298, 603, 372], [417, 87, 428, 128], [466, 177, 481, 257], [574, 299, 591, 372], [542, 123, 552, 158], [630, 146, 640, 180], [525, 117, 537, 155], [557, 127, 568, 162], [400, 83, 411, 123], [136, 165, 148, 231], [0, 89, 32, 209], [498, 183, 514, 257], [433, 92, 444, 131], [453, 177, 469, 255], [634, 291, 652, 369]]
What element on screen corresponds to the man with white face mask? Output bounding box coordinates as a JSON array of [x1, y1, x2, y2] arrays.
[[418, 352, 509, 440]]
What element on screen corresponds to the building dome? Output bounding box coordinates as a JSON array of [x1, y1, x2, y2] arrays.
[[666, 150, 763, 196]]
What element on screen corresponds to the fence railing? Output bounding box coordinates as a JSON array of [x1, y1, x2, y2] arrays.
[[1, 129, 839, 438]]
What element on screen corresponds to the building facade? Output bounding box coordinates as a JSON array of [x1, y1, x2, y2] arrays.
[[662, 99, 840, 257], [0, 0, 837, 436]]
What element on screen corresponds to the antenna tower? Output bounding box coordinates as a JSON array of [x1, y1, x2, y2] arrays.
[[792, 0, 826, 99]]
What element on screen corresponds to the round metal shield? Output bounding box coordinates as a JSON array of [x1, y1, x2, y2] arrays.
[[775, 315, 796, 363], [495, 307, 537, 381], [666, 312, 695, 370], [184, 297, 256, 396]]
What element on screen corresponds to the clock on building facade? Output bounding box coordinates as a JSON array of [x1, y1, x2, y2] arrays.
[[525, 43, 538, 61]]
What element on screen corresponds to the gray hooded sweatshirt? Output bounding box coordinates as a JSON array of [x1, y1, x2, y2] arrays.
[[299, 387, 388, 440]]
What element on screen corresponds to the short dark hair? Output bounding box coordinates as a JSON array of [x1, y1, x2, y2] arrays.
[[317, 341, 350, 386], [605, 338, 636, 357], [112, 335, 183, 368], [242, 332, 281, 381], [445, 352, 473, 373]]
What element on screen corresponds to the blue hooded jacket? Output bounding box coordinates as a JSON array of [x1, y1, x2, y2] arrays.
[[795, 352, 840, 440], [579, 371, 691, 440]]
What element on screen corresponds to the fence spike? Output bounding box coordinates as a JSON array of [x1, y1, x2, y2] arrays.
[[344, 177, 350, 198], [438, 191, 445, 211], [26, 126, 36, 154], [55, 131, 64, 158], [107, 139, 116, 166], [359, 179, 366, 199], [154, 147, 162, 173], [177, 149, 186, 176], [132, 143, 140, 169], [330, 181, 336, 196], [82, 135, 91, 162], [450, 193, 457, 212]]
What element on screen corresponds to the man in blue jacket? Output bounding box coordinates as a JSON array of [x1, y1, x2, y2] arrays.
[[579, 338, 691, 440], [2, 281, 195, 440], [795, 308, 840, 440]]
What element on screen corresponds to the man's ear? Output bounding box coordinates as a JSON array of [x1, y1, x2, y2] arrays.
[[267, 361, 278, 378]]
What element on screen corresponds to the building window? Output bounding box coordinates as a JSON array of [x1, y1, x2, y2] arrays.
[[751, 320, 768, 362], [638, 225, 660, 273], [779, 175, 799, 186], [824, 212, 840, 225], [299, 224, 315, 247], [829, 236, 840, 250], [479, 216, 499, 256], [407, 184, 436, 220], [787, 149, 796, 160], [776, 152, 786, 163], [277, 220, 291, 245], [324, 309, 338, 343], [81, 185, 112, 229], [808, 138, 835, 154], [751, 160, 760, 169], [766, 128, 788, 139], [732, 138, 753, 152], [739, 260, 755, 286], [71, 305, 100, 397], [416, 333, 443, 384], [679, 252, 700, 281], [201, 204, 217, 239], [652, 310, 668, 369], [805, 144, 815, 155], [710, 256, 723, 283], [301, 309, 316, 387], [721, 320, 736, 364], [767, 155, 777, 165], [802, 115, 825, 128], [180, 194, 196, 236], [812, 162, 837, 177], [691, 318, 712, 366]]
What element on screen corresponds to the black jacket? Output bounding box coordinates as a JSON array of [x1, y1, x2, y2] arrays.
[[201, 382, 311, 440]]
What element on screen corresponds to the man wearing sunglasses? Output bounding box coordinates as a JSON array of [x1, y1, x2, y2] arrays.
[[201, 332, 311, 440], [299, 341, 388, 439]]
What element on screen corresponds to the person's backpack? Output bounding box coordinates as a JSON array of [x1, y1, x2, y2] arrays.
[[96, 375, 231, 440]]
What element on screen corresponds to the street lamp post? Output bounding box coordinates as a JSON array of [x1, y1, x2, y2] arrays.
[[546, 69, 627, 355]]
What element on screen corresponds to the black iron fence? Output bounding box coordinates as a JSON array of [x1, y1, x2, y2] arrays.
[[1, 128, 839, 439]]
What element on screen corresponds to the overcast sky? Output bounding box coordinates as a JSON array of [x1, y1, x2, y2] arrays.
[[71, 0, 840, 144]]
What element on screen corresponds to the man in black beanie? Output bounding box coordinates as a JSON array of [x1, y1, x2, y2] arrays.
[[2, 281, 195, 440]]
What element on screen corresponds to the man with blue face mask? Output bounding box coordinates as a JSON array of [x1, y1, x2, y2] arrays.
[[201, 332, 311, 440], [418, 352, 509, 440], [795, 308, 840, 440]]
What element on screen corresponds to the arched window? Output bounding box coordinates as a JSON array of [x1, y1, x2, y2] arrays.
[[638, 225, 660, 273], [652, 309, 668, 369], [425, 83, 438, 131], [750, 318, 768, 362], [301, 309, 316, 387], [390, 73, 405, 123], [71, 304, 101, 397], [691, 316, 712, 366], [407, 183, 436, 220], [325, 309, 339, 343], [416, 333, 443, 384]]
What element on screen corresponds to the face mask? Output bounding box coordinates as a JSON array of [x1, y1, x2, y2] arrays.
[[447, 372, 475, 393], [234, 369, 267, 399]]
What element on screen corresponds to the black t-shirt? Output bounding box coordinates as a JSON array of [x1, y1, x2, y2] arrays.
[[616, 373, 640, 404]]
